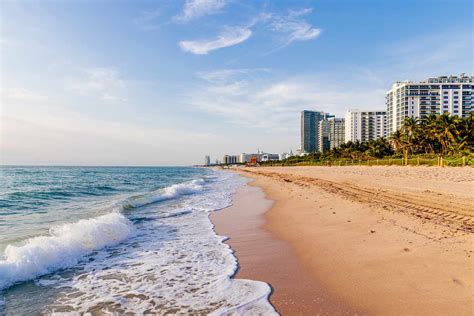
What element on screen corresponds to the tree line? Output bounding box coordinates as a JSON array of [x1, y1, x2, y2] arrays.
[[282, 113, 473, 164]]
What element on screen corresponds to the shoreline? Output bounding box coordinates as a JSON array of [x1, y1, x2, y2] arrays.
[[213, 166, 473, 315], [211, 178, 360, 315]]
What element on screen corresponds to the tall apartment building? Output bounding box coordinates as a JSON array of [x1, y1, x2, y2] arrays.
[[301, 110, 333, 153], [345, 110, 387, 143], [328, 118, 345, 150], [319, 120, 331, 153], [386, 75, 473, 133], [319, 118, 345, 153], [204, 155, 210, 166]]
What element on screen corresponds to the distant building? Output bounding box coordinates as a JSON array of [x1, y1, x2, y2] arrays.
[[238, 153, 247, 163], [222, 155, 238, 165], [204, 155, 210, 166], [301, 110, 333, 153], [386, 75, 473, 133], [261, 153, 279, 162], [279, 150, 294, 160], [345, 110, 386, 143]]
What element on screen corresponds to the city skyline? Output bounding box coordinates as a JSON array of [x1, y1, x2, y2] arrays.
[[1, 0, 473, 166]]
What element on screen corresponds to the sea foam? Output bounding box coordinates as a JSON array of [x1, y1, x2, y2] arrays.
[[122, 179, 205, 209], [0, 212, 132, 290], [0, 178, 207, 291]]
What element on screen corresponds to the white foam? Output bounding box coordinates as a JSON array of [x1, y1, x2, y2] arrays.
[[2, 171, 277, 315], [122, 179, 205, 209], [0, 212, 132, 290], [0, 178, 205, 291], [41, 171, 277, 315]]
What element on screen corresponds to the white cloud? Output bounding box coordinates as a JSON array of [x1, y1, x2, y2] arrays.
[[179, 26, 252, 54], [177, 0, 227, 22], [270, 8, 321, 45], [288, 8, 313, 18], [177, 7, 320, 55], [188, 69, 386, 130], [197, 68, 270, 83], [67, 67, 127, 102]]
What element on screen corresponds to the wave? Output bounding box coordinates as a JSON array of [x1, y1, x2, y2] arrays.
[[121, 179, 205, 210], [0, 212, 132, 290], [0, 178, 206, 291]]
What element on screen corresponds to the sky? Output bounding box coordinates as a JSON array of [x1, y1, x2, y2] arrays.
[[1, 0, 473, 166]]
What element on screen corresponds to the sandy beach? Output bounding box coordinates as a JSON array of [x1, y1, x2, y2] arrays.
[[212, 166, 474, 315]]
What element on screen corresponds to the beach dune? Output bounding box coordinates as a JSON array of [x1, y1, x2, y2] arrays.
[[212, 166, 474, 315]]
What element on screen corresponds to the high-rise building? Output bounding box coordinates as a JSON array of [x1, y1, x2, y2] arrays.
[[319, 120, 331, 153], [386, 75, 473, 133], [204, 155, 210, 166], [319, 118, 345, 153], [328, 118, 345, 150], [301, 110, 333, 153], [345, 110, 386, 143]]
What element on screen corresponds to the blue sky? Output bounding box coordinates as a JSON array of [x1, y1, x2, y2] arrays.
[[1, 0, 473, 165]]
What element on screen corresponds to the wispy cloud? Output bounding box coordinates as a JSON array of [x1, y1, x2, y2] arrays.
[[134, 9, 162, 31], [269, 8, 321, 45], [188, 69, 385, 130], [196, 68, 270, 83], [178, 7, 320, 55], [176, 0, 227, 22], [67, 67, 127, 102], [179, 26, 252, 54]]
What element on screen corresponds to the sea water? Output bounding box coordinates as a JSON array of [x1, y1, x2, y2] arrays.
[[0, 166, 276, 315]]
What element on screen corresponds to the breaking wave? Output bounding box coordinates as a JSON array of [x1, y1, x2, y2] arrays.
[[0, 178, 206, 290]]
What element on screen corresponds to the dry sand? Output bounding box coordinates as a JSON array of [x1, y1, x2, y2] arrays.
[[212, 166, 474, 315]]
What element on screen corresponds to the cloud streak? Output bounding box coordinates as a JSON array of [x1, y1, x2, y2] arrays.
[[179, 26, 252, 54], [177, 0, 227, 22], [178, 7, 320, 55], [269, 8, 321, 45], [188, 69, 386, 130]]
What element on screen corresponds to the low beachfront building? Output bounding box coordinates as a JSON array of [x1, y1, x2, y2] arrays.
[[279, 150, 294, 160], [345, 109, 387, 143], [260, 153, 279, 162], [385, 74, 473, 134]]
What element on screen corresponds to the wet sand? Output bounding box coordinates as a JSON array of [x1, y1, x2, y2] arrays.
[[212, 166, 474, 315], [211, 183, 360, 315]]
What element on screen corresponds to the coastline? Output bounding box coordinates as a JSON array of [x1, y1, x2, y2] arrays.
[[212, 166, 473, 315], [211, 177, 360, 315]]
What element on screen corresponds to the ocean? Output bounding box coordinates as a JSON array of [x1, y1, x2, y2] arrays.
[[0, 166, 276, 315]]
